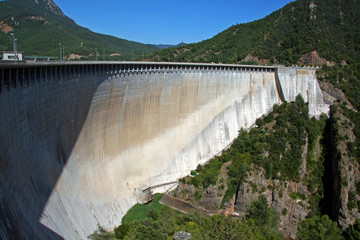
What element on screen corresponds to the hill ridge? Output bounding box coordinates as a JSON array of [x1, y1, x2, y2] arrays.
[[149, 0, 360, 66], [0, 0, 159, 60]]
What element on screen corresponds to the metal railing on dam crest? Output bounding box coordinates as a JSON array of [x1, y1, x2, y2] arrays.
[[0, 61, 328, 240], [0, 61, 276, 92]]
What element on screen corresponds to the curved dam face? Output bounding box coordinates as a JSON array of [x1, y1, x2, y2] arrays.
[[0, 63, 327, 239], [0, 71, 106, 240]]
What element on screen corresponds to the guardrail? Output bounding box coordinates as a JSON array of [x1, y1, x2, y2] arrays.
[[0, 61, 276, 92]]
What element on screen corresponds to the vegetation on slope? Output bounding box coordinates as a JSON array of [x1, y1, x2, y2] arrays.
[[0, 0, 159, 60], [90, 202, 345, 240], [90, 199, 285, 240], [317, 63, 360, 111], [298, 215, 344, 240], [149, 0, 360, 66], [186, 95, 326, 209]]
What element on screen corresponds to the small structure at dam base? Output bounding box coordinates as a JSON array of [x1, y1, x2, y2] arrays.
[[134, 184, 153, 204]]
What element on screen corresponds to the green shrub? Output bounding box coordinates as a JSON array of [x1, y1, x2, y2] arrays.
[[249, 182, 258, 193], [246, 195, 280, 229], [348, 191, 357, 211], [194, 190, 203, 201], [190, 158, 222, 188], [88, 225, 114, 240], [345, 219, 360, 240], [196, 164, 203, 172], [179, 177, 186, 184], [114, 222, 130, 239], [288, 192, 307, 201], [298, 215, 344, 240], [279, 189, 284, 198]]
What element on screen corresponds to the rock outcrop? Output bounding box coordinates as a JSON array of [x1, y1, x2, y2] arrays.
[[241, 53, 270, 65], [330, 106, 360, 229], [29, 0, 65, 16], [233, 169, 310, 239], [297, 51, 328, 66]]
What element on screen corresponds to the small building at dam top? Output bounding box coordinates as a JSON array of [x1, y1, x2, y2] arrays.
[[0, 61, 329, 240]]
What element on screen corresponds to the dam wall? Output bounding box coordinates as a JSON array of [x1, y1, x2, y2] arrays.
[[0, 62, 328, 239], [0, 70, 108, 240], [277, 66, 330, 116]]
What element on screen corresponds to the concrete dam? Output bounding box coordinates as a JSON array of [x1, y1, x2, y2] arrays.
[[0, 62, 329, 239]]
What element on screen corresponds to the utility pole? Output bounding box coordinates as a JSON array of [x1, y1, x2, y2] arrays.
[[10, 33, 17, 62], [14, 38, 17, 62], [63, 45, 65, 61], [59, 43, 62, 61], [95, 48, 98, 61]]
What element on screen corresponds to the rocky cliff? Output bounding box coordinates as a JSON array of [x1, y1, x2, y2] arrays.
[[33, 0, 64, 16], [233, 170, 310, 239], [12, 0, 65, 16], [297, 51, 328, 66], [329, 104, 360, 229]]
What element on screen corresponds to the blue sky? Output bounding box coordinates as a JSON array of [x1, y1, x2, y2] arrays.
[[55, 0, 294, 45]]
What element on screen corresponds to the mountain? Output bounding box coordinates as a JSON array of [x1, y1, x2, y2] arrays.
[[0, 0, 159, 60], [154, 42, 187, 49], [149, 0, 360, 65], [12, 0, 66, 16]]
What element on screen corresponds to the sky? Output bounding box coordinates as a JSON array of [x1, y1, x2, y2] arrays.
[[55, 0, 294, 45]]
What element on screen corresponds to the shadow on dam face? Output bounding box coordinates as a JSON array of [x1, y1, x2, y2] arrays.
[[0, 71, 108, 239], [0, 63, 328, 239]]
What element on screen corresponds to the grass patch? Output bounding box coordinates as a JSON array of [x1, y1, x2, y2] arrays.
[[122, 193, 164, 224]]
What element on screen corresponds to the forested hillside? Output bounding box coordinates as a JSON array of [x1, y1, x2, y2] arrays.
[[0, 0, 159, 60], [149, 0, 359, 65]]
